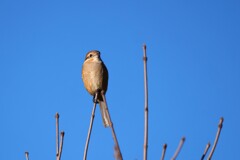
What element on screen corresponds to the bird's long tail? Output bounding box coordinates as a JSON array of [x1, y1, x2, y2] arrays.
[[99, 100, 111, 127]]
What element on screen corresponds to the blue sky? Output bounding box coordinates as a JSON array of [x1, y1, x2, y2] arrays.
[[0, 0, 240, 159]]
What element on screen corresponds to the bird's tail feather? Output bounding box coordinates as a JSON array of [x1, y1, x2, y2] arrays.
[[99, 101, 111, 127]]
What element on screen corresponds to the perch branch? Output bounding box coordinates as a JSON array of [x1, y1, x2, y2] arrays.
[[143, 44, 149, 160], [160, 144, 167, 160], [207, 117, 224, 160], [83, 93, 98, 160], [101, 91, 123, 160], [171, 137, 186, 160]]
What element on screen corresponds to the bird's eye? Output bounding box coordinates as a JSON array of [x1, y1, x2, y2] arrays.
[[89, 54, 92, 58]]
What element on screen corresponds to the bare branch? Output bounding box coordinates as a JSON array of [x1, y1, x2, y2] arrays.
[[143, 44, 149, 160], [83, 93, 98, 160], [101, 91, 123, 160], [201, 142, 211, 160], [171, 137, 186, 160], [207, 117, 224, 160], [57, 131, 65, 160], [25, 152, 29, 160], [55, 112, 60, 158], [160, 144, 167, 160]]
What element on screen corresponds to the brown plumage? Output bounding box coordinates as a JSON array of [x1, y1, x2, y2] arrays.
[[82, 50, 110, 127]]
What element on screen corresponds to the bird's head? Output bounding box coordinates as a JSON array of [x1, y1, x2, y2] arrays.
[[85, 50, 101, 61]]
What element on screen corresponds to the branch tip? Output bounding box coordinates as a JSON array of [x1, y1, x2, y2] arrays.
[[207, 117, 224, 160], [143, 44, 147, 50], [171, 136, 186, 160], [55, 112, 59, 118], [218, 117, 224, 128], [163, 143, 167, 149], [161, 143, 167, 160], [182, 136, 186, 142], [25, 152, 29, 160]]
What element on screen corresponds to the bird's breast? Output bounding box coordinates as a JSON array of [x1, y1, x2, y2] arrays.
[[82, 61, 104, 95]]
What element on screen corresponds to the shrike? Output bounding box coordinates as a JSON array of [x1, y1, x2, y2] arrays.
[[82, 50, 110, 127]]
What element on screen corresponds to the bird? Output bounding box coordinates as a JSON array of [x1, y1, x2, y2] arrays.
[[82, 50, 111, 127]]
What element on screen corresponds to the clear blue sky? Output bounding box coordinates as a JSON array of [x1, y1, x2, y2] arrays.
[[0, 0, 239, 159]]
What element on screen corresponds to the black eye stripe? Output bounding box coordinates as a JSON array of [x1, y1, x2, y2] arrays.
[[85, 53, 93, 60]]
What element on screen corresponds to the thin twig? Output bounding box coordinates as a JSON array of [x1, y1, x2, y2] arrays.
[[160, 144, 167, 160], [83, 93, 98, 160], [143, 44, 149, 160], [201, 142, 211, 160], [171, 137, 186, 160], [25, 152, 29, 160], [55, 112, 60, 158], [207, 117, 224, 160], [101, 91, 123, 160], [57, 131, 65, 160]]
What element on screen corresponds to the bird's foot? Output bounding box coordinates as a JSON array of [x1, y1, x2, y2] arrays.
[[93, 89, 101, 103]]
